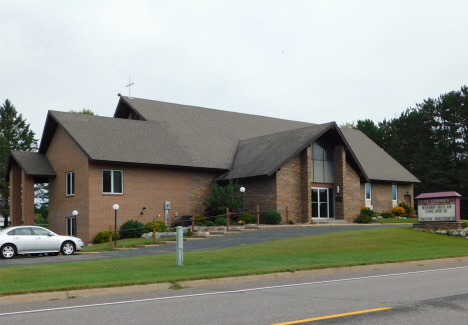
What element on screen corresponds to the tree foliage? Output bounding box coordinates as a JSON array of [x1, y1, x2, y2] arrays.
[[356, 85, 468, 217], [205, 180, 242, 215], [0, 99, 37, 217], [69, 108, 96, 115]]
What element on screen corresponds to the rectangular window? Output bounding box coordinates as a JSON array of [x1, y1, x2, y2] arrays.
[[66, 172, 75, 196], [392, 184, 397, 201], [365, 183, 372, 200], [102, 170, 123, 194]]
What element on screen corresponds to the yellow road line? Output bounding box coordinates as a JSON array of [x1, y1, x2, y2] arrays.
[[270, 307, 393, 324]]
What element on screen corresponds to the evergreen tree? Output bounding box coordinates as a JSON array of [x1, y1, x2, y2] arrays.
[[0, 99, 37, 217], [205, 180, 242, 215]]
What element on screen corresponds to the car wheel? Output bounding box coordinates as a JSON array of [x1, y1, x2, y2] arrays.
[[1, 244, 16, 259], [61, 241, 75, 255]]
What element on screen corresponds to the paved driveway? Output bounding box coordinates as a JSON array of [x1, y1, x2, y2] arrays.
[[0, 224, 409, 268]]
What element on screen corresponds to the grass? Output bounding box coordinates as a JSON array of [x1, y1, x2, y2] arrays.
[[81, 237, 176, 252], [1, 227, 468, 295], [375, 218, 418, 223]]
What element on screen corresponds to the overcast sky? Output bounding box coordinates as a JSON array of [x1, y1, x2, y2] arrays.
[[1, 1, 468, 138]]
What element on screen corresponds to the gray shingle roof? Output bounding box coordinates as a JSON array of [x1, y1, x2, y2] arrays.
[[8, 151, 56, 179], [340, 128, 420, 183], [217, 123, 335, 180], [31, 97, 419, 184]]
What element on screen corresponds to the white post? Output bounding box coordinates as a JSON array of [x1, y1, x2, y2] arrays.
[[176, 226, 183, 266]]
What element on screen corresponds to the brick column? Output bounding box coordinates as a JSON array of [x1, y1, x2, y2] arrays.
[[300, 146, 312, 223], [9, 165, 22, 226], [333, 145, 345, 220], [21, 170, 35, 225]]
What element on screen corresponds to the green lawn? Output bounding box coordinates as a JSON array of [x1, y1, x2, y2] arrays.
[[375, 218, 418, 224], [81, 237, 176, 252], [1, 227, 467, 295]]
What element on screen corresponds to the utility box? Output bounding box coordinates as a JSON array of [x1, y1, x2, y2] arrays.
[[416, 191, 461, 222], [164, 201, 171, 210]]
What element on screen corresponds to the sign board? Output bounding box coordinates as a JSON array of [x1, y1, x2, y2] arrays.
[[418, 197, 456, 222]]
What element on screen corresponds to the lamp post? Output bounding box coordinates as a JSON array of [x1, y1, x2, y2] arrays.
[[113, 204, 119, 247], [240, 187, 245, 226], [72, 210, 78, 237]]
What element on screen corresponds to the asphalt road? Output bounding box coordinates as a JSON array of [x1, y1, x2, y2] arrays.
[[0, 224, 408, 267], [2, 258, 468, 324]]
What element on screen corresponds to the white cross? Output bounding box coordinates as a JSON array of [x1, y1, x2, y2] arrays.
[[126, 77, 135, 98]]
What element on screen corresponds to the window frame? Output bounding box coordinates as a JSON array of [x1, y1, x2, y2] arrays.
[[365, 183, 372, 200], [66, 171, 75, 196], [102, 169, 124, 194], [392, 184, 398, 201]]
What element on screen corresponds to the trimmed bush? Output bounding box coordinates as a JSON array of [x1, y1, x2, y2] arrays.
[[119, 219, 146, 239], [243, 212, 256, 224], [398, 201, 415, 215], [391, 206, 406, 216], [205, 221, 215, 227], [259, 210, 282, 225], [214, 217, 227, 226], [186, 228, 192, 237], [360, 207, 374, 217], [194, 214, 207, 225], [381, 212, 392, 219], [195, 222, 204, 226], [145, 220, 167, 233], [355, 212, 372, 224], [93, 230, 117, 244], [288, 219, 295, 225]]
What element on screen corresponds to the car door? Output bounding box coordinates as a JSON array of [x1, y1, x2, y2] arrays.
[[32, 227, 60, 252], [10, 227, 36, 253]]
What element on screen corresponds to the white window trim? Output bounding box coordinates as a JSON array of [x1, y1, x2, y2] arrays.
[[66, 171, 75, 196], [102, 169, 124, 194]]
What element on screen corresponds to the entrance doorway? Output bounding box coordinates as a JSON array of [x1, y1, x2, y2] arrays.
[[312, 188, 334, 219]]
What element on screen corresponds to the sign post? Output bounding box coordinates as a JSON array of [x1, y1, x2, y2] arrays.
[[176, 226, 183, 266]]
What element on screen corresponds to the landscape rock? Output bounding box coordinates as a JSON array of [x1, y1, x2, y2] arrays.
[[461, 231, 467, 237], [452, 231, 460, 236]]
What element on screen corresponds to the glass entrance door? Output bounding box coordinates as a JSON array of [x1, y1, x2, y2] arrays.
[[312, 188, 334, 219]]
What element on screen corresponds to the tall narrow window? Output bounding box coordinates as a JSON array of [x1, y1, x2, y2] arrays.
[[392, 184, 397, 201], [311, 140, 334, 183], [102, 170, 123, 194], [365, 183, 371, 200], [66, 172, 75, 196]]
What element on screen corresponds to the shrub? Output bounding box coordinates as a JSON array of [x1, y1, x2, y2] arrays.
[[259, 210, 282, 225], [391, 206, 406, 216], [243, 212, 256, 224], [195, 222, 204, 226], [373, 212, 381, 217], [93, 230, 117, 244], [398, 201, 415, 215], [119, 219, 146, 239], [205, 221, 215, 227], [186, 228, 192, 237], [381, 212, 392, 219], [214, 217, 227, 226], [355, 212, 372, 223], [194, 214, 207, 225], [360, 205, 368, 210], [145, 220, 167, 233], [288, 219, 295, 225], [237, 220, 244, 225], [360, 208, 374, 217]]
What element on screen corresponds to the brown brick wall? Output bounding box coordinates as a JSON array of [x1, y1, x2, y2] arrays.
[[47, 126, 90, 240], [276, 153, 302, 223], [360, 182, 415, 214], [343, 160, 361, 222], [9, 165, 22, 226], [21, 170, 35, 225], [239, 176, 277, 213], [333, 146, 345, 220], [190, 171, 219, 215], [300, 147, 312, 223]]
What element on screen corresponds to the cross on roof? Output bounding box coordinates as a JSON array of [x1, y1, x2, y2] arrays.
[[126, 77, 135, 98]]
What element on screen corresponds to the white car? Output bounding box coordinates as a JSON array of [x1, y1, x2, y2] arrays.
[[0, 226, 85, 259]]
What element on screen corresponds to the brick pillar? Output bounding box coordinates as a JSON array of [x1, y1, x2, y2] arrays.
[[9, 165, 22, 226], [333, 145, 345, 220], [21, 170, 35, 225], [300, 146, 312, 223]]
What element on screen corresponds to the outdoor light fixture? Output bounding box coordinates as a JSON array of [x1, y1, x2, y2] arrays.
[[337, 186, 340, 194], [240, 187, 245, 226], [72, 210, 78, 237], [113, 204, 119, 247]]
